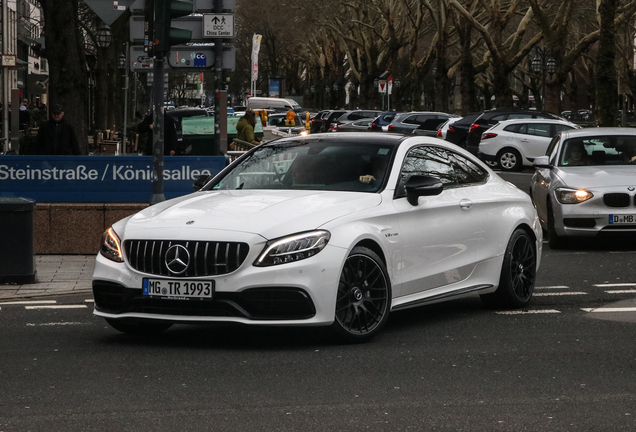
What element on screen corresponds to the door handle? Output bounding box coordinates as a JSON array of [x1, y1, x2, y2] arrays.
[[459, 199, 473, 209]]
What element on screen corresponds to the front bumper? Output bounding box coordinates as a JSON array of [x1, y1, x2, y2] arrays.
[[553, 195, 636, 237], [92, 244, 348, 326]]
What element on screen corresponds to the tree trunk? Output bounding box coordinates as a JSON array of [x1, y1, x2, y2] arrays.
[[595, 0, 619, 127], [39, 0, 88, 153]]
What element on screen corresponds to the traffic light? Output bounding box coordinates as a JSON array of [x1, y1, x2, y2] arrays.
[[154, 0, 194, 54]]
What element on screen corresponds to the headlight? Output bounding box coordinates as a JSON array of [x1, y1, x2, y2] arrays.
[[100, 227, 123, 263], [555, 188, 593, 204], [254, 230, 330, 267]]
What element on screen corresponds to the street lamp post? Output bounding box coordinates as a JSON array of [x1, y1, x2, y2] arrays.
[[118, 45, 129, 155], [96, 25, 112, 49], [531, 48, 557, 111]]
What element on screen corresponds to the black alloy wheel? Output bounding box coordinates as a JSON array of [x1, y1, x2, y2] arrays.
[[332, 246, 391, 343], [481, 228, 536, 308]]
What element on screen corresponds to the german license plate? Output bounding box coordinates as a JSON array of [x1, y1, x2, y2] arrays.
[[142, 278, 214, 299], [609, 214, 636, 224]]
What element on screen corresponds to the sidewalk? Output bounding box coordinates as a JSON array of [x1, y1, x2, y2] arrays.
[[0, 255, 94, 300]]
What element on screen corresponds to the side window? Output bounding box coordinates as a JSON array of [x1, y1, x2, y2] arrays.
[[491, 114, 507, 122], [504, 124, 527, 133], [507, 113, 533, 119], [447, 151, 488, 185], [349, 112, 363, 120], [397, 146, 456, 196], [553, 124, 574, 135], [527, 123, 551, 137], [403, 115, 420, 125]]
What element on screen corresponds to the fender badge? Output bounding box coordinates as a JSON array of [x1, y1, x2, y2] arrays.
[[186, 220, 195, 225]]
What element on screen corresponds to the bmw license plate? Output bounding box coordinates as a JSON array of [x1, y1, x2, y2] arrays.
[[609, 214, 636, 224], [142, 278, 214, 299]]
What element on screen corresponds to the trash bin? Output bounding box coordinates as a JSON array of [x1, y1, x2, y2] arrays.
[[0, 197, 36, 284]]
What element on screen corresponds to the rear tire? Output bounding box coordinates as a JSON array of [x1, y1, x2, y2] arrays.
[[331, 246, 391, 343], [497, 148, 523, 171], [105, 318, 173, 335], [481, 228, 536, 308]]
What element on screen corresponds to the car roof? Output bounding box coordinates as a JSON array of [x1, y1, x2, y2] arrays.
[[495, 118, 573, 125], [477, 109, 559, 119], [559, 127, 636, 139], [262, 132, 408, 147]]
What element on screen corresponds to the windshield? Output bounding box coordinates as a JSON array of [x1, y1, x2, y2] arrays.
[[207, 140, 395, 192], [558, 136, 636, 167]]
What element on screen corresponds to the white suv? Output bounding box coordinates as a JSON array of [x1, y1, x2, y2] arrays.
[[478, 118, 579, 171]]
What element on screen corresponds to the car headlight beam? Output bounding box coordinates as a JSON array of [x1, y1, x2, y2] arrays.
[[100, 227, 124, 263], [255, 230, 330, 267], [555, 188, 594, 204]]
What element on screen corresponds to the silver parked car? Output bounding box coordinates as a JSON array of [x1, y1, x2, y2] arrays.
[[530, 127, 636, 248]]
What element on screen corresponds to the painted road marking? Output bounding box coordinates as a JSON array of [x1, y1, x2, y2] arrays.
[[582, 307, 636, 313], [26, 322, 87, 327], [0, 300, 57, 305], [534, 292, 587, 296], [536, 286, 570, 290], [606, 290, 636, 294], [25, 305, 88, 310], [594, 283, 636, 287], [496, 309, 561, 315]]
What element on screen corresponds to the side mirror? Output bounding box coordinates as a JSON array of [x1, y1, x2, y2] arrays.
[[533, 156, 552, 169], [405, 175, 443, 206], [192, 174, 212, 191]]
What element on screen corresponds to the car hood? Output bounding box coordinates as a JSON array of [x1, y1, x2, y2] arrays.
[[559, 166, 636, 188], [122, 190, 382, 240]]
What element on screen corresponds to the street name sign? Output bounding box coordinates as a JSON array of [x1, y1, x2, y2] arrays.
[[130, 45, 236, 71], [203, 14, 234, 38]]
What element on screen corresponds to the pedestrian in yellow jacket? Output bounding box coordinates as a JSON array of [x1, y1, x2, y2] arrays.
[[235, 109, 261, 146]]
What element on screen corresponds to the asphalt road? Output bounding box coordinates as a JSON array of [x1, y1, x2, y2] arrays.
[[1, 170, 635, 432]]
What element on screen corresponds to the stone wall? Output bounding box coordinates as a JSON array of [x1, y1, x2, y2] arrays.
[[34, 203, 149, 254]]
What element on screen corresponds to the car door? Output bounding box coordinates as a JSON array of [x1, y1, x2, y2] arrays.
[[522, 122, 553, 161], [531, 135, 561, 224], [393, 145, 486, 296]]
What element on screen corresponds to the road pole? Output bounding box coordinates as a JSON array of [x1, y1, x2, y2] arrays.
[[122, 42, 129, 155], [150, 56, 165, 204], [214, 0, 223, 155]]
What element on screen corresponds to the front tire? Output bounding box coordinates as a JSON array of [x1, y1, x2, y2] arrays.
[[481, 228, 536, 308], [331, 246, 391, 343], [497, 148, 522, 171], [105, 318, 173, 335]]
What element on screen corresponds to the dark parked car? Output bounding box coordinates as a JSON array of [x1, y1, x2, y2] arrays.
[[370, 112, 400, 131], [464, 109, 562, 155], [320, 110, 348, 132], [309, 111, 328, 134], [443, 112, 482, 148], [387, 112, 453, 135], [411, 116, 458, 137]]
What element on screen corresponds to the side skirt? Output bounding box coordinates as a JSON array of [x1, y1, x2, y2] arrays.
[[391, 284, 494, 311]]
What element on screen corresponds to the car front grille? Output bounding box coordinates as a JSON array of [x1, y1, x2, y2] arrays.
[[124, 240, 249, 277], [603, 193, 630, 208], [93, 281, 316, 320]]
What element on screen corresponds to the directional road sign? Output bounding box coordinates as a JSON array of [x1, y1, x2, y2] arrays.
[[130, 45, 236, 72], [85, 0, 135, 26], [203, 14, 234, 38]]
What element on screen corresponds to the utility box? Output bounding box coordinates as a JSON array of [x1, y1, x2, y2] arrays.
[[0, 197, 36, 284]]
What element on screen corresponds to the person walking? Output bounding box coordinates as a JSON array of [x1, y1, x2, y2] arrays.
[[137, 111, 179, 156], [34, 104, 81, 155], [234, 109, 261, 147]]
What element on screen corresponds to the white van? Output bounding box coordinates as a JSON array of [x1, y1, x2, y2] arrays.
[[246, 97, 302, 113]]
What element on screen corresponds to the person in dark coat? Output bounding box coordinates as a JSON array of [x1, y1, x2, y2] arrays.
[[137, 111, 178, 156], [34, 104, 81, 155]]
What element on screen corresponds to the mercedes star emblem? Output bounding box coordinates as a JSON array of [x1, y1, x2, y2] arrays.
[[165, 244, 190, 275]]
